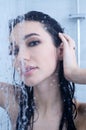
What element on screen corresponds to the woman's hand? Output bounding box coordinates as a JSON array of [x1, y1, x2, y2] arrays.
[[58, 33, 79, 82]]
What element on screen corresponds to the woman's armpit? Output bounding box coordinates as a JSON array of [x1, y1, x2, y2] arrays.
[[75, 102, 86, 130]]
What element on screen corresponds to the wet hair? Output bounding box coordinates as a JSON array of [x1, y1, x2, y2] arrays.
[[9, 11, 77, 130]]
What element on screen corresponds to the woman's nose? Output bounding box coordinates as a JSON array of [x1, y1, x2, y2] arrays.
[[17, 49, 31, 65]]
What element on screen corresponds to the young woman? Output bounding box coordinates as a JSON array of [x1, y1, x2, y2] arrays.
[[0, 11, 85, 130], [59, 33, 86, 84]]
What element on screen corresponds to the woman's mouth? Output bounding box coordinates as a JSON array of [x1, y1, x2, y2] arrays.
[[21, 66, 38, 76]]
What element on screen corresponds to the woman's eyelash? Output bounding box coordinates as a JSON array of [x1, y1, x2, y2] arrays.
[[28, 40, 40, 47], [9, 40, 40, 55]]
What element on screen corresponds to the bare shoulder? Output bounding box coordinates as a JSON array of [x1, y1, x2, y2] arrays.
[[0, 82, 13, 87], [0, 82, 15, 93], [0, 81, 21, 110], [0, 82, 21, 99], [0, 82, 13, 106], [75, 102, 86, 130], [0, 82, 20, 129]]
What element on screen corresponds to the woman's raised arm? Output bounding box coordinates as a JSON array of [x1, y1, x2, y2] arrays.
[[59, 33, 86, 84]]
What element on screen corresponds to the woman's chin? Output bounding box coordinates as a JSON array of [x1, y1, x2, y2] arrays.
[[23, 80, 36, 87], [23, 77, 44, 87]]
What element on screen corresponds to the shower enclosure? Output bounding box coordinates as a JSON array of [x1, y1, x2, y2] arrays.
[[0, 0, 86, 129]]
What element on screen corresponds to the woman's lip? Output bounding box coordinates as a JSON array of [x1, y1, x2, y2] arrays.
[[21, 67, 38, 76]]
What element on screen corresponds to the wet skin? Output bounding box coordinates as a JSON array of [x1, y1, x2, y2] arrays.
[[10, 21, 62, 87]]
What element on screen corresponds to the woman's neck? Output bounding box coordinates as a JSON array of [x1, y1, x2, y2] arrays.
[[34, 72, 62, 116]]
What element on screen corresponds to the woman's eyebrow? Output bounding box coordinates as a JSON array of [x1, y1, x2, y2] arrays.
[[23, 33, 40, 40]]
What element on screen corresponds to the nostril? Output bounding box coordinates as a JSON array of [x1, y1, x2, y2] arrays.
[[18, 58, 30, 71]]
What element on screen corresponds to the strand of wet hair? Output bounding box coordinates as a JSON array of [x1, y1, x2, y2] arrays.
[[59, 61, 77, 130], [12, 69, 35, 130], [16, 85, 35, 130]]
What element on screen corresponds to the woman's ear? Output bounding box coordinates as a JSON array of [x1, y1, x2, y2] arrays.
[[58, 43, 63, 61]]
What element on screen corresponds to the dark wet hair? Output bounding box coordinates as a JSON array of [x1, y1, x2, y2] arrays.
[[9, 11, 77, 130]]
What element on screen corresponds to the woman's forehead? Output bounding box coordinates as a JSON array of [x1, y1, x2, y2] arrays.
[[12, 21, 44, 32], [9, 21, 51, 43], [10, 21, 44, 37]]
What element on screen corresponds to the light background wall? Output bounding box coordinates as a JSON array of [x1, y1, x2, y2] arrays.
[[0, 0, 86, 129]]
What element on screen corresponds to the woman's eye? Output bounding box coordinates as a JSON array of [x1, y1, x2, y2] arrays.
[[14, 48, 19, 56], [9, 43, 19, 56], [9, 48, 19, 56], [28, 40, 40, 47]]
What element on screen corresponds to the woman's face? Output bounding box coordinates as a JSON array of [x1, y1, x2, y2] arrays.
[[10, 21, 62, 86]]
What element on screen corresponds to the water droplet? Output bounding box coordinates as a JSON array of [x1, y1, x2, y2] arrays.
[[52, 79, 56, 82], [44, 15, 47, 19], [44, 26, 48, 31], [55, 72, 58, 76], [50, 83, 53, 86], [41, 20, 44, 23]]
